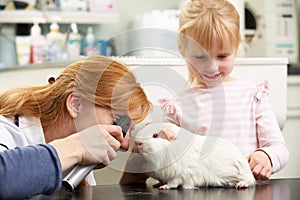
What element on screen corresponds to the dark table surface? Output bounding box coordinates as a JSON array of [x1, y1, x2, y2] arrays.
[[31, 178, 300, 200], [288, 65, 300, 75]]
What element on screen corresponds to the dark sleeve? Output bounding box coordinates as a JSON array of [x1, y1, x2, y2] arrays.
[[0, 144, 63, 199]]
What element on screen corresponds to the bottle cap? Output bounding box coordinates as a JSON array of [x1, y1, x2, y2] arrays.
[[50, 21, 59, 32], [87, 26, 93, 34], [71, 23, 78, 33], [30, 21, 41, 37]]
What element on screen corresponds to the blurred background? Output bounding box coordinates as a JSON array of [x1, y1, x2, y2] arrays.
[[0, 0, 299, 69]]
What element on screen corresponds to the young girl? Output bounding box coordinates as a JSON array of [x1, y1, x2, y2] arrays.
[[0, 55, 151, 199], [120, 0, 289, 184]]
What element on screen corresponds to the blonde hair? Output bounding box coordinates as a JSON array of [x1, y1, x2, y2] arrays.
[[0, 56, 151, 127], [178, 0, 241, 52]]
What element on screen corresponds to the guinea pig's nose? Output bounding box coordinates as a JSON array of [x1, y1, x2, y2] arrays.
[[134, 139, 143, 146]]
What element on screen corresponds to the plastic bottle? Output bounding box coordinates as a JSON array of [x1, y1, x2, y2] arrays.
[[84, 26, 97, 56], [46, 21, 65, 61], [66, 23, 81, 60], [30, 21, 46, 64]]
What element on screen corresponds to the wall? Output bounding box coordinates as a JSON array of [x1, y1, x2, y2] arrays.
[[95, 0, 181, 38]]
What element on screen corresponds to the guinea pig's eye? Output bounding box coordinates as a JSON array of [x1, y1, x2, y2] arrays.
[[153, 133, 158, 138]]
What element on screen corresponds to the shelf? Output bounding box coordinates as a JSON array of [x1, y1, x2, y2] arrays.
[[0, 10, 119, 24]]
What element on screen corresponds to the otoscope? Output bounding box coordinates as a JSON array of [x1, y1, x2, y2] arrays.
[[62, 115, 131, 192]]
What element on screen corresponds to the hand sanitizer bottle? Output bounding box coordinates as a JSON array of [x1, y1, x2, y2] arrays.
[[46, 21, 65, 61], [84, 26, 97, 56], [66, 23, 81, 60], [30, 20, 46, 64]]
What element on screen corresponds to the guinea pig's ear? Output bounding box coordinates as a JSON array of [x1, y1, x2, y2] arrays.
[[159, 130, 176, 141]]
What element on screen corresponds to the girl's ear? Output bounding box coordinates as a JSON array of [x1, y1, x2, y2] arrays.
[[66, 93, 81, 118]]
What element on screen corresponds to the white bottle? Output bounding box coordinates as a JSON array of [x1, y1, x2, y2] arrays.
[[84, 26, 97, 56], [66, 23, 81, 60], [46, 21, 65, 61], [30, 21, 46, 64]]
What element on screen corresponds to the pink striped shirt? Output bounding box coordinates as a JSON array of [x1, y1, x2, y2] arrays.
[[159, 80, 289, 173]]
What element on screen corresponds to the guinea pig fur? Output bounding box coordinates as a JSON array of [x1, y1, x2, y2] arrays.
[[134, 122, 256, 190]]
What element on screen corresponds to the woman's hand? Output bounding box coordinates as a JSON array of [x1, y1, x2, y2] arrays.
[[247, 150, 272, 180], [77, 125, 122, 165], [50, 124, 124, 171], [120, 131, 131, 151]]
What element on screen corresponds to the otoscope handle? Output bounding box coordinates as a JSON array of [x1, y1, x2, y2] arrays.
[[62, 164, 96, 192]]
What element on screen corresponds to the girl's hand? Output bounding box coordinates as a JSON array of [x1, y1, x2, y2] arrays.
[[247, 150, 272, 180]]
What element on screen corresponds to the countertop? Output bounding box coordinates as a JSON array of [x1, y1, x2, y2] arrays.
[[31, 178, 300, 200], [1, 58, 300, 75]]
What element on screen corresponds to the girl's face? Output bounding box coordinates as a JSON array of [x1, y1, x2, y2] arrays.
[[182, 40, 236, 87]]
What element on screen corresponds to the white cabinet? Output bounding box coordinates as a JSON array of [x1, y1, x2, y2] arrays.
[[272, 75, 300, 178]]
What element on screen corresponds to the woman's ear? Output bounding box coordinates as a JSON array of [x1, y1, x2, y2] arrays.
[[66, 93, 81, 118]]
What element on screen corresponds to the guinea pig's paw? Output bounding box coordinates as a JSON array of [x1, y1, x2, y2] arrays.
[[235, 181, 249, 189], [159, 184, 170, 190], [152, 182, 165, 188]]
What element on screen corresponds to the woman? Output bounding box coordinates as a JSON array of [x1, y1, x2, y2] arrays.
[[0, 55, 151, 199]]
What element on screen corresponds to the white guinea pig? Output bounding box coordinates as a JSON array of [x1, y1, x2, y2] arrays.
[[134, 122, 256, 190]]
